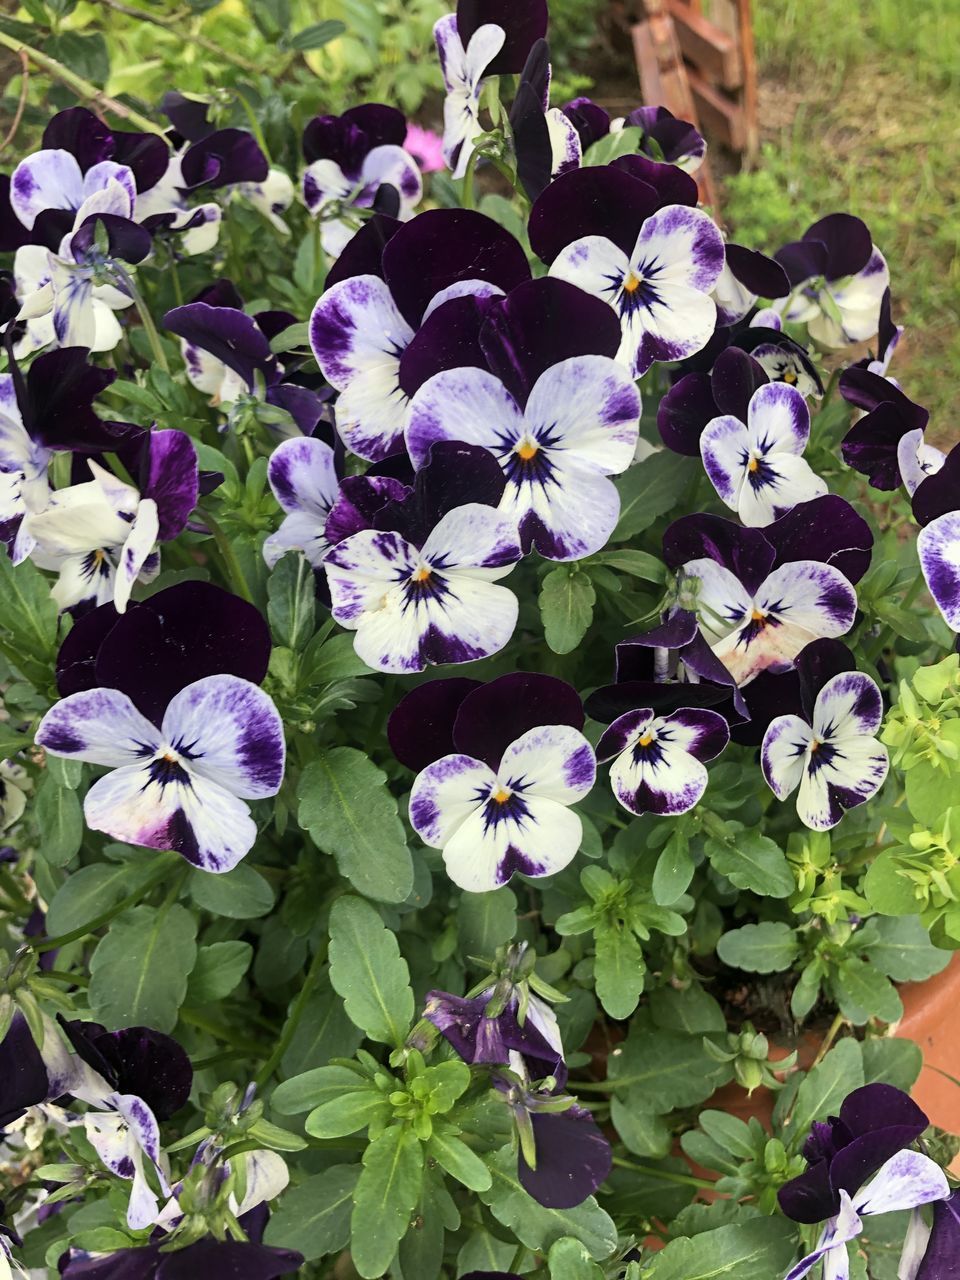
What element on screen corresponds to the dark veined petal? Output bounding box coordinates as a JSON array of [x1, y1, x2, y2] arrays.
[[398, 294, 495, 399], [179, 129, 268, 190], [59, 1244, 161, 1279], [451, 672, 585, 771], [0, 1011, 50, 1128], [662, 512, 775, 596], [323, 213, 401, 290], [59, 1020, 192, 1121], [519, 1104, 612, 1208], [711, 346, 769, 421], [109, 132, 171, 195], [657, 371, 716, 456], [42, 107, 114, 171], [164, 302, 277, 392], [611, 153, 699, 208], [839, 366, 928, 423], [388, 678, 481, 771], [325, 474, 410, 546], [916, 1191, 960, 1280], [70, 212, 152, 265], [22, 347, 135, 454], [373, 440, 506, 547], [842, 401, 925, 491], [456, 0, 548, 74], [912, 443, 960, 527], [725, 243, 790, 299], [764, 496, 873, 585], [528, 163, 661, 262]]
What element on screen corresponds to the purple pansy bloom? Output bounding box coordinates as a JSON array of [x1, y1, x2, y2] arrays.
[[60, 1020, 192, 1121], [762, 640, 888, 830], [712, 242, 791, 326], [664, 502, 867, 686], [425, 983, 564, 1082], [911, 447, 960, 632], [904, 1191, 960, 1279], [406, 282, 640, 560], [434, 13, 505, 179], [310, 208, 530, 461], [774, 214, 889, 348], [324, 442, 522, 673], [406, 672, 595, 890], [263, 435, 339, 570], [535, 169, 725, 376], [597, 705, 729, 817], [301, 105, 422, 257], [624, 104, 706, 173], [36, 673, 284, 873], [658, 344, 770, 457], [509, 41, 582, 201], [839, 365, 930, 492], [457, 0, 548, 75], [779, 1085, 947, 1280], [700, 381, 827, 525]]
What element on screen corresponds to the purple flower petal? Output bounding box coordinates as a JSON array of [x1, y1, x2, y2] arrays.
[[0, 1011, 49, 1128], [37, 687, 161, 765], [70, 212, 152, 265], [725, 242, 790, 299], [20, 347, 133, 454], [60, 1021, 192, 1121], [179, 129, 268, 190], [804, 212, 873, 281], [562, 96, 611, 149], [657, 371, 716, 456], [425, 989, 563, 1079], [303, 104, 407, 168], [324, 213, 401, 290], [377, 439, 507, 547], [913, 443, 960, 527], [398, 294, 494, 399], [42, 107, 114, 172], [161, 91, 214, 142], [452, 673, 585, 771], [626, 105, 705, 170], [765, 496, 874, 585], [663, 513, 775, 595], [156, 1238, 304, 1279], [916, 1191, 960, 1280], [711, 346, 769, 421], [164, 302, 277, 394], [599, 706, 728, 816], [919, 511, 960, 630], [456, 0, 548, 74], [519, 1104, 611, 1208], [529, 164, 661, 262], [794, 638, 857, 719], [325, 474, 410, 546], [137, 430, 198, 541], [612, 154, 699, 208], [388, 677, 481, 771]]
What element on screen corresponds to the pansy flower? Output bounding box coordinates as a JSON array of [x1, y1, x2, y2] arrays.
[[902, 1190, 960, 1279], [700, 381, 827, 525], [774, 213, 889, 349], [712, 242, 790, 326], [597, 705, 729, 817], [530, 165, 725, 376], [310, 208, 530, 460], [762, 639, 889, 830], [913, 446, 960, 633], [425, 977, 565, 1084], [674, 313, 824, 406], [406, 277, 640, 561], [658, 344, 770, 457], [839, 364, 931, 492], [509, 41, 582, 201], [399, 672, 595, 890], [301, 105, 422, 257], [621, 104, 706, 172], [231, 167, 295, 234], [779, 1083, 948, 1280], [263, 435, 340, 570], [25, 429, 198, 614], [324, 442, 521, 674], [664, 499, 870, 686]]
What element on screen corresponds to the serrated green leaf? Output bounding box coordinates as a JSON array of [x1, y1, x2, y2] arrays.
[[862, 916, 952, 981], [861, 1038, 923, 1091], [45, 857, 166, 935], [263, 1164, 359, 1260], [185, 941, 252, 1004], [280, 985, 363, 1076], [652, 829, 694, 905], [306, 1090, 392, 1138], [717, 922, 801, 973], [35, 775, 83, 868], [351, 1124, 424, 1279], [784, 1038, 864, 1150], [271, 1064, 368, 1115], [548, 1236, 605, 1280], [540, 567, 595, 654], [328, 896, 414, 1047], [607, 1028, 728, 1113], [594, 924, 645, 1019], [830, 960, 903, 1025], [89, 904, 197, 1032], [298, 748, 413, 903], [457, 887, 517, 957], [189, 863, 275, 919], [705, 828, 794, 898]]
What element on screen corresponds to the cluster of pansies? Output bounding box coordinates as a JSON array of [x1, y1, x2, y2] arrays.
[[0, 0, 958, 1276]]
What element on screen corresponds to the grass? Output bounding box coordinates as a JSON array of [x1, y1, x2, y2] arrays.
[[720, 0, 960, 426]]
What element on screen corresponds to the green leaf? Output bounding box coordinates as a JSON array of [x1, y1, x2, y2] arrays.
[[185, 941, 252, 1004], [784, 1038, 864, 1149], [298, 748, 414, 904], [612, 452, 695, 540], [47, 755, 82, 789], [582, 125, 645, 166], [607, 1028, 728, 1113], [43, 30, 109, 81], [306, 1090, 392, 1139], [302, 631, 373, 683], [861, 1039, 923, 1092], [428, 1129, 492, 1191], [610, 1099, 672, 1157], [862, 916, 952, 981], [288, 18, 346, 48], [89, 905, 197, 1032], [904, 762, 950, 827], [592, 549, 666, 582], [280, 986, 362, 1076], [480, 1146, 617, 1259], [540, 567, 595, 654], [647, 984, 726, 1034], [863, 852, 922, 916], [267, 553, 316, 651], [547, 1236, 605, 1280], [717, 923, 801, 973], [640, 1218, 798, 1279], [268, 321, 310, 353], [328, 896, 414, 1047], [594, 924, 646, 1019], [830, 960, 903, 1025], [705, 828, 794, 898], [351, 1124, 424, 1279], [652, 829, 694, 905], [263, 1164, 359, 1261], [35, 775, 83, 868], [697, 1110, 756, 1159], [271, 1064, 366, 1115], [189, 863, 275, 919], [457, 887, 517, 957], [46, 857, 166, 935]]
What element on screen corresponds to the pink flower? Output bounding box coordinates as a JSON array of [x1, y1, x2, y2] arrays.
[[405, 123, 446, 173]]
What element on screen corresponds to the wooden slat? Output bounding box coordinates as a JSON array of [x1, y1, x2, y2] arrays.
[[687, 68, 747, 150], [736, 0, 759, 160], [668, 3, 742, 88]]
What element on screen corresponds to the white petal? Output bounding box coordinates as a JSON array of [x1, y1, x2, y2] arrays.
[[264, 511, 329, 570], [524, 355, 640, 474], [36, 688, 161, 766], [746, 382, 810, 455], [233, 1149, 290, 1217], [326, 528, 417, 628], [302, 158, 352, 215], [682, 557, 754, 645], [420, 502, 521, 576], [700, 414, 750, 508], [410, 753, 495, 846], [898, 429, 945, 497], [406, 365, 523, 468], [795, 734, 889, 830], [855, 1151, 950, 1217], [814, 671, 884, 740], [736, 452, 827, 528], [113, 498, 159, 613], [442, 791, 583, 891], [360, 144, 422, 214], [10, 150, 84, 228], [919, 511, 960, 631], [498, 725, 596, 804], [761, 714, 812, 799]]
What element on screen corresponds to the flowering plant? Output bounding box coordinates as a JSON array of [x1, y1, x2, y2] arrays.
[[0, 2, 959, 1278]]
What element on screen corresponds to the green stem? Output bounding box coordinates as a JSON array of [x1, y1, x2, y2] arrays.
[[612, 1156, 716, 1191], [31, 859, 171, 952], [116, 268, 169, 373], [0, 30, 168, 136], [92, 0, 264, 75], [255, 945, 326, 1086], [460, 147, 482, 211], [199, 507, 252, 602], [40, 969, 90, 987]]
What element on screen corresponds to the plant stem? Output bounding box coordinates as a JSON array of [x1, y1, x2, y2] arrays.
[[255, 944, 326, 1086], [31, 859, 171, 952], [0, 30, 167, 136], [612, 1156, 716, 1191], [92, 0, 264, 74], [808, 1011, 845, 1072], [198, 507, 252, 602], [115, 267, 169, 373]]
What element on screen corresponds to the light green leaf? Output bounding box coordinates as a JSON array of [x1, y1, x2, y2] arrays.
[[610, 1100, 672, 1158], [861, 1038, 923, 1091], [607, 1028, 728, 1113], [46, 857, 165, 935], [351, 1124, 424, 1279], [862, 916, 952, 981], [428, 1130, 492, 1191], [271, 1064, 367, 1115], [548, 1236, 605, 1279], [279, 986, 363, 1076], [267, 552, 316, 652], [287, 18, 346, 49], [302, 631, 374, 683], [188, 863, 275, 919], [328, 896, 414, 1047], [647, 984, 726, 1034], [784, 1038, 864, 1150], [540, 567, 595, 654], [35, 775, 83, 868], [592, 549, 666, 582], [830, 960, 903, 1025], [306, 1090, 392, 1139], [298, 748, 414, 904], [594, 924, 646, 1019], [185, 941, 252, 1004], [0, 552, 58, 682], [89, 904, 197, 1032], [263, 1164, 359, 1260], [457, 887, 517, 957], [717, 922, 801, 973], [640, 1218, 798, 1279], [652, 830, 694, 905]]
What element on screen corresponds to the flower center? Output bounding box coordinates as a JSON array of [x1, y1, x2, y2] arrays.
[[623, 271, 642, 294], [491, 787, 512, 804], [747, 457, 760, 472], [750, 609, 767, 625], [638, 732, 655, 747], [809, 739, 821, 753], [411, 566, 432, 584], [782, 368, 798, 385], [515, 439, 539, 462]]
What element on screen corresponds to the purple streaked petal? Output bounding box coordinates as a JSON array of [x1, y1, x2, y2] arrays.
[[529, 165, 662, 262], [409, 752, 494, 846], [784, 1194, 862, 1280], [918, 511, 960, 630], [324, 474, 410, 546], [452, 673, 585, 771], [498, 724, 596, 804], [747, 381, 809, 452], [855, 1151, 949, 1217], [325, 527, 417, 626], [418, 499, 521, 571], [562, 96, 611, 149], [388, 677, 481, 771], [382, 208, 530, 329], [608, 719, 710, 816], [700, 413, 749, 506], [161, 675, 285, 799], [405, 366, 523, 470], [140, 429, 198, 541], [519, 1105, 612, 1209], [37, 687, 160, 765], [761, 713, 810, 800], [398, 294, 494, 399], [10, 149, 85, 229], [524, 354, 640, 470], [509, 453, 624, 560], [61, 1021, 192, 1121], [267, 436, 338, 517], [812, 670, 883, 740]]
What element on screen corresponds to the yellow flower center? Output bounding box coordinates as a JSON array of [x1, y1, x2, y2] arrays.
[[638, 732, 654, 747], [623, 272, 641, 294], [783, 369, 798, 385], [516, 440, 538, 461], [748, 457, 760, 472], [411, 567, 431, 583], [491, 787, 511, 804], [751, 609, 767, 624]]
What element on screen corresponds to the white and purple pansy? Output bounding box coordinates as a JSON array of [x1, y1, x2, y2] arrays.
[[914, 447, 960, 633], [434, 15, 505, 178], [310, 208, 530, 461], [839, 364, 930, 491], [620, 104, 706, 173], [712, 242, 790, 326], [0, 370, 51, 562], [657, 344, 770, 458], [263, 435, 339, 570], [36, 672, 284, 873], [597, 705, 729, 817], [904, 1190, 960, 1279], [774, 213, 889, 349], [397, 672, 595, 891], [700, 381, 827, 526], [8, 143, 136, 235], [324, 442, 522, 673], [301, 106, 422, 257], [406, 349, 640, 561], [762, 640, 888, 831], [663, 502, 870, 687], [83, 1092, 172, 1230]]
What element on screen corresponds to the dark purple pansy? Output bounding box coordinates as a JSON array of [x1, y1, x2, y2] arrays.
[[778, 1083, 928, 1224], [425, 987, 565, 1083], [55, 580, 271, 728], [371, 439, 506, 548], [12, 346, 137, 454], [160, 91, 214, 143], [561, 96, 611, 150], [69, 211, 153, 265], [323, 213, 401, 290], [163, 300, 279, 395], [59, 1236, 303, 1279], [0, 1010, 50, 1128], [59, 1020, 192, 1121], [840, 366, 929, 490], [913, 444, 960, 527], [390, 670, 584, 773], [658, 345, 769, 455], [178, 128, 268, 191], [456, 0, 548, 74], [516, 1095, 612, 1209], [714, 243, 791, 326], [916, 1191, 960, 1279], [302, 103, 406, 167], [625, 104, 706, 171], [775, 213, 873, 286]]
